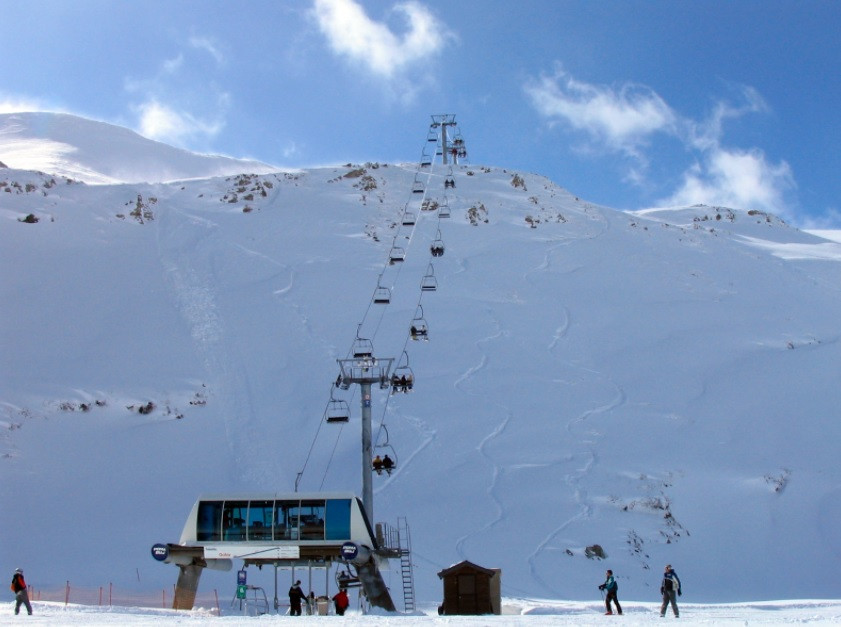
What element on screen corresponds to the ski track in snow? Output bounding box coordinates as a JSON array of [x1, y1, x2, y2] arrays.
[[450, 312, 513, 561], [157, 202, 269, 484]]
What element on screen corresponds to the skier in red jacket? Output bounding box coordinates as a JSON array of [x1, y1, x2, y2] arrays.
[[11, 568, 32, 615]]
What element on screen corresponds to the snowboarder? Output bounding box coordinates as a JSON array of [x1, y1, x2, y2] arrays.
[[599, 568, 622, 615], [332, 588, 349, 615], [288, 580, 306, 616], [372, 455, 384, 474], [10, 568, 32, 616], [660, 564, 681, 618]]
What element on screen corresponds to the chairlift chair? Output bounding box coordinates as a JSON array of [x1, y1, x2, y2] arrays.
[[373, 285, 391, 304], [402, 211, 416, 226], [444, 175, 455, 189], [412, 179, 424, 194], [351, 334, 374, 359], [438, 204, 451, 219], [410, 306, 429, 341], [373, 426, 399, 475], [326, 397, 350, 423], [430, 229, 445, 257], [421, 264, 438, 292], [389, 246, 405, 264], [391, 351, 415, 394]]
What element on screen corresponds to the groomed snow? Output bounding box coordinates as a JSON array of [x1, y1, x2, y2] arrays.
[[11, 599, 841, 625]]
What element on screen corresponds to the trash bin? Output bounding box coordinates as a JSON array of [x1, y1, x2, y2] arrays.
[[317, 597, 329, 616]]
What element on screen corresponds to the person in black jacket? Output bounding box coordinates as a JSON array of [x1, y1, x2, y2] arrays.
[[11, 568, 32, 616], [659, 564, 681, 617], [288, 580, 306, 616]]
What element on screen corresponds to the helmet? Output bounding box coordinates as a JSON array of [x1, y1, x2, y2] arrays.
[[15, 568, 22, 574]]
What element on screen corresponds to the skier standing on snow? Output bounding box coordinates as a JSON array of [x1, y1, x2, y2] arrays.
[[660, 564, 681, 618], [599, 569, 622, 615], [10, 568, 32, 616]]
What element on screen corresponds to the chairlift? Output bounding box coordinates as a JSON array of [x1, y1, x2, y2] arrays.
[[427, 129, 438, 142], [372, 426, 398, 475], [410, 305, 429, 341], [444, 175, 455, 189], [373, 285, 391, 304], [402, 211, 416, 226], [412, 179, 424, 194], [389, 246, 405, 264], [438, 204, 451, 219], [430, 229, 445, 257], [390, 351, 414, 394], [351, 335, 374, 359], [336, 568, 362, 589], [325, 396, 350, 423], [421, 264, 438, 292], [421, 198, 438, 212]]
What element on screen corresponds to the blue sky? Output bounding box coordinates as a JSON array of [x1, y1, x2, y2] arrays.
[[2, 0, 839, 226]]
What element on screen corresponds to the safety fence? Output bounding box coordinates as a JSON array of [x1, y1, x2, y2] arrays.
[[26, 582, 222, 615]]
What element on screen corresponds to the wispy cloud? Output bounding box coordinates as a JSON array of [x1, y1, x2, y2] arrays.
[[123, 34, 230, 148], [526, 67, 795, 217], [525, 65, 676, 158], [133, 99, 226, 146], [0, 95, 59, 114], [188, 36, 225, 66], [312, 0, 453, 81]]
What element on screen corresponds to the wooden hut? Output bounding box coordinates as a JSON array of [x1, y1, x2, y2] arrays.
[[437, 560, 501, 615]]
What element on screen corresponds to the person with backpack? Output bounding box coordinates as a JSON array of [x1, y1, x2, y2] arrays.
[[10, 568, 32, 616], [598, 569, 622, 615], [660, 564, 681, 618]]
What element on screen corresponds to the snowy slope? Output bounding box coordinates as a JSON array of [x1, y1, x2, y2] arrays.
[[2, 114, 841, 607], [0, 112, 276, 184]]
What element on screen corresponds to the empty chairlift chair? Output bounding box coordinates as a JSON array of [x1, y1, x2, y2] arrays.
[[421, 264, 438, 292], [389, 246, 406, 264], [325, 397, 350, 423], [402, 211, 416, 227], [412, 179, 424, 194], [373, 285, 391, 304]]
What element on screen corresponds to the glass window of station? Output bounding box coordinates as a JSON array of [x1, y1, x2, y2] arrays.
[[196, 498, 352, 542]]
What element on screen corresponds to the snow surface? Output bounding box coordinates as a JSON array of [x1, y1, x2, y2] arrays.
[[8, 599, 841, 625], [2, 113, 841, 612]]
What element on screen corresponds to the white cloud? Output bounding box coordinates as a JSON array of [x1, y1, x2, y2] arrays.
[[188, 36, 225, 65], [527, 67, 797, 217], [525, 66, 676, 157], [663, 147, 795, 216], [134, 99, 224, 146], [0, 95, 56, 114], [312, 0, 452, 79]]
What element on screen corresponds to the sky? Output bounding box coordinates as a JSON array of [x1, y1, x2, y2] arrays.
[[2, 1, 839, 226]]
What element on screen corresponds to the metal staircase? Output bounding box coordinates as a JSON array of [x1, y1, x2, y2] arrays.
[[397, 516, 415, 612]]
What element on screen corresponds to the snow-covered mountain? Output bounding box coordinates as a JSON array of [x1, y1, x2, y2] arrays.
[[2, 113, 841, 607], [0, 112, 276, 184]]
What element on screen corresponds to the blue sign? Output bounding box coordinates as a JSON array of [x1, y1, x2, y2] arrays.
[[237, 569, 247, 585], [151, 543, 168, 562], [340, 542, 359, 561]]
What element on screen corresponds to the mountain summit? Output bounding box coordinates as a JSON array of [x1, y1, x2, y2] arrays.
[[0, 112, 276, 184]]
